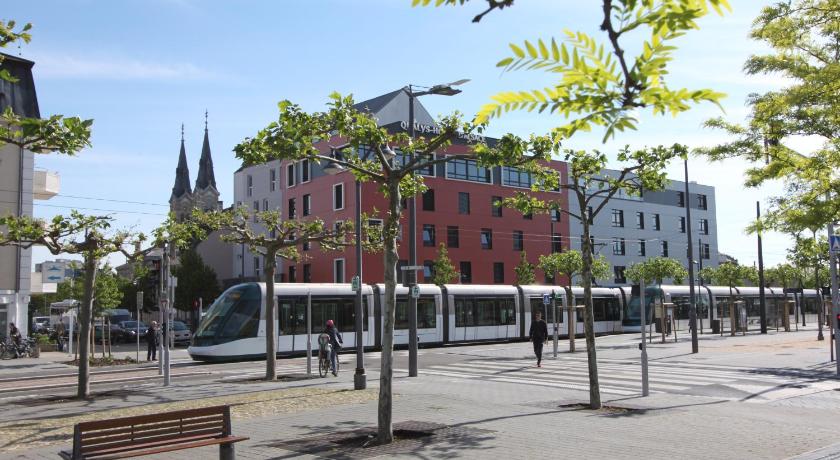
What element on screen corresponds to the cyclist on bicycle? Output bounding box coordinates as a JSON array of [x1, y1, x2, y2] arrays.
[[324, 320, 343, 376], [8, 323, 21, 346]]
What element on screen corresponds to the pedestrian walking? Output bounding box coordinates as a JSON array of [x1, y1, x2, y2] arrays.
[[55, 321, 66, 352], [529, 311, 548, 367], [145, 321, 159, 361]]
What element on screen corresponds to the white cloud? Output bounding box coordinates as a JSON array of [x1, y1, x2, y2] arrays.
[[32, 53, 215, 80]]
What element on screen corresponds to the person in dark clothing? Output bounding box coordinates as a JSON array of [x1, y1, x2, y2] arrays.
[[324, 320, 343, 376], [145, 321, 159, 361], [529, 312, 548, 367]]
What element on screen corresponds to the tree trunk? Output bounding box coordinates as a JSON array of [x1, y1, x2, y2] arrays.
[[378, 181, 401, 444], [264, 250, 277, 381], [580, 218, 601, 409], [78, 254, 97, 399], [564, 285, 575, 352]]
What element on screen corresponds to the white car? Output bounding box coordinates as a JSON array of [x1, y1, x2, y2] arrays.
[[171, 321, 191, 346]]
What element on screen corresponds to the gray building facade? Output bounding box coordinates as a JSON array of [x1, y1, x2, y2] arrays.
[[568, 171, 719, 286]]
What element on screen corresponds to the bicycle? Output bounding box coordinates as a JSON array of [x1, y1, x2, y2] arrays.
[[318, 342, 331, 378]]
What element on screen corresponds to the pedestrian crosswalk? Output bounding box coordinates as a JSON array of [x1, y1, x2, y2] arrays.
[[398, 356, 840, 402]]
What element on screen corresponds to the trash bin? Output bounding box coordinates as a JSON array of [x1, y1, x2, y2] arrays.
[[711, 319, 720, 334]]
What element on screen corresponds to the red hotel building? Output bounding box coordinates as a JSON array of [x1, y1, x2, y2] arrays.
[[231, 89, 569, 286]]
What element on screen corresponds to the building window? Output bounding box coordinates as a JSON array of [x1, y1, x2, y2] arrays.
[[701, 243, 710, 260], [287, 163, 295, 187], [302, 194, 311, 216], [638, 241, 646, 256], [698, 194, 708, 210], [263, 199, 269, 212], [254, 256, 261, 277], [303, 240, 310, 251], [288, 265, 296, 283], [303, 264, 311, 283], [661, 241, 669, 257], [636, 211, 644, 229], [447, 226, 459, 248], [502, 166, 532, 188], [653, 213, 661, 231], [552, 234, 562, 253], [523, 211, 533, 220], [270, 169, 277, 192], [481, 229, 493, 250], [491, 196, 503, 217], [587, 206, 594, 225], [677, 191, 685, 207], [247, 175, 253, 197], [422, 224, 436, 247], [699, 219, 709, 235], [551, 209, 561, 222], [513, 231, 524, 251], [288, 198, 296, 219], [493, 262, 504, 283], [301, 159, 311, 183], [332, 183, 344, 211], [422, 189, 435, 211], [333, 259, 345, 283], [458, 192, 470, 215], [446, 158, 491, 183], [614, 266, 626, 284], [423, 260, 434, 281], [611, 209, 624, 227], [253, 201, 259, 223], [612, 238, 626, 256], [269, 228, 276, 239], [460, 261, 472, 284], [679, 216, 686, 233]]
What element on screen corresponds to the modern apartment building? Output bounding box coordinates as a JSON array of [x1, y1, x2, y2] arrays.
[[568, 174, 719, 285], [0, 54, 60, 337]]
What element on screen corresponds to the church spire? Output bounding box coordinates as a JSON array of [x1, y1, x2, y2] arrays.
[[195, 110, 217, 191], [170, 123, 192, 201]]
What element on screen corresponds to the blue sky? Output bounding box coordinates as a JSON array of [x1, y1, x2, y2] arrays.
[[6, 0, 797, 268]]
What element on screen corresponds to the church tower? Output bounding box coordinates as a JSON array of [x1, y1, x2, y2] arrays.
[[169, 124, 193, 221], [193, 110, 221, 212]]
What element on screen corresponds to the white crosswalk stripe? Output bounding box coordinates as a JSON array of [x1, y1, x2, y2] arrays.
[[398, 356, 840, 402]]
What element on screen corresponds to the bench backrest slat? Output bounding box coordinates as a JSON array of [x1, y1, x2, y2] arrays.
[[77, 405, 227, 432], [80, 422, 225, 453], [80, 415, 224, 442]]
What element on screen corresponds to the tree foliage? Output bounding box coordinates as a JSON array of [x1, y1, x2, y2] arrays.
[[514, 251, 536, 285], [431, 243, 458, 286], [415, 0, 729, 142], [625, 257, 688, 285], [699, 263, 758, 289], [0, 20, 31, 82], [172, 249, 221, 312], [539, 250, 611, 287], [697, 0, 840, 231]]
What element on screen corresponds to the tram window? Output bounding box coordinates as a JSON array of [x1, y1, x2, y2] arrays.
[[498, 299, 516, 325], [531, 298, 562, 323], [455, 298, 474, 327], [395, 297, 437, 329], [477, 299, 497, 326], [216, 285, 262, 341], [278, 296, 368, 334]]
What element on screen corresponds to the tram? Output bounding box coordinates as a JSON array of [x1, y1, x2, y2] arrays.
[[188, 282, 824, 361]]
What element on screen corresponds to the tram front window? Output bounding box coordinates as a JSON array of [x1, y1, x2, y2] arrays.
[[194, 284, 262, 345], [623, 287, 658, 326]]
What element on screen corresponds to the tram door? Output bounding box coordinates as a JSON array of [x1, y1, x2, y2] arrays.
[[277, 297, 298, 353]]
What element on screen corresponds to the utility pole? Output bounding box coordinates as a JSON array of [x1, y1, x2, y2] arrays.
[[684, 159, 698, 352], [552, 290, 558, 358], [407, 87, 419, 379], [757, 202, 768, 334], [354, 177, 366, 390], [639, 283, 649, 396], [829, 213, 839, 376]]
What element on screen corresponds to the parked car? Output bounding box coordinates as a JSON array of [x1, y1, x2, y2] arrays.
[[93, 323, 125, 343], [32, 316, 51, 333], [118, 320, 148, 343], [171, 321, 191, 346]]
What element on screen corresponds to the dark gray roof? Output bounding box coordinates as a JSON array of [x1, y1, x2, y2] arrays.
[[195, 126, 216, 190], [0, 53, 40, 118], [353, 89, 402, 114], [353, 88, 436, 127], [170, 137, 192, 200]]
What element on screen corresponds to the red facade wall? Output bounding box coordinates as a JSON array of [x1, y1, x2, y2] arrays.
[[281, 142, 570, 285]]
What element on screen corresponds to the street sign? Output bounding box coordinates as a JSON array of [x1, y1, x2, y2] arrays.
[[831, 235, 840, 254], [351, 275, 360, 292], [543, 294, 551, 306], [411, 285, 420, 299], [400, 265, 424, 271]]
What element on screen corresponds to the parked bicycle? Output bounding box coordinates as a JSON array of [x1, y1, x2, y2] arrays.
[[0, 337, 35, 359]]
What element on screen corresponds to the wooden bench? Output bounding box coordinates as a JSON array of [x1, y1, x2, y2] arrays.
[[59, 405, 248, 459]]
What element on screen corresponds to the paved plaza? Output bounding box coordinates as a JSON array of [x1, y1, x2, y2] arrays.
[[2, 329, 840, 459]]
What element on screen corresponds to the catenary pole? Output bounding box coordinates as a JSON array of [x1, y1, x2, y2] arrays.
[[306, 291, 312, 375], [684, 159, 698, 352], [757, 202, 768, 334], [354, 177, 367, 389], [640, 283, 649, 396], [407, 86, 419, 378], [829, 212, 839, 376]]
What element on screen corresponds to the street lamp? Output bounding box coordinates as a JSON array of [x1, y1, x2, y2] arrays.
[[403, 79, 469, 378]]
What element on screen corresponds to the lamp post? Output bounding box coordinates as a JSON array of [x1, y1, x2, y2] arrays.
[[757, 202, 768, 334], [403, 79, 469, 378], [684, 159, 698, 353], [324, 145, 395, 391]]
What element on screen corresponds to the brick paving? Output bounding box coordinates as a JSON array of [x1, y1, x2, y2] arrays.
[[5, 329, 840, 459]]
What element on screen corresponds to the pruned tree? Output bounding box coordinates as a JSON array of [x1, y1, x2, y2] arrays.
[[233, 93, 547, 443], [431, 243, 458, 286], [514, 251, 536, 286], [159, 207, 352, 381], [0, 212, 143, 398]]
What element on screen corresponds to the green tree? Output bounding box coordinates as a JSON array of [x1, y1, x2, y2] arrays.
[[0, 212, 143, 398], [625, 257, 688, 328], [172, 249, 221, 312], [415, 0, 727, 410], [539, 250, 611, 303], [160, 207, 351, 381], [699, 263, 759, 335], [698, 0, 840, 233], [514, 251, 536, 286], [0, 20, 32, 82], [431, 243, 458, 286], [234, 93, 545, 443]]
